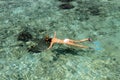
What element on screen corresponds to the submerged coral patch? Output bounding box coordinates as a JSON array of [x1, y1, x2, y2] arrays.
[[27, 38, 50, 53], [17, 30, 32, 42], [88, 6, 100, 16], [58, 0, 74, 2], [59, 3, 74, 9]]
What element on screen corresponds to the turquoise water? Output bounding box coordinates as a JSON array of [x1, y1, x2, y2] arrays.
[[0, 0, 120, 80]]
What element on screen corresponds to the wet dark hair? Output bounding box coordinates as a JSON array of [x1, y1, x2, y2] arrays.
[[46, 38, 52, 42], [45, 36, 52, 43]]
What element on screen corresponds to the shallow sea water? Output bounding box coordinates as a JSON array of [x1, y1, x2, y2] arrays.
[[0, 0, 120, 80]]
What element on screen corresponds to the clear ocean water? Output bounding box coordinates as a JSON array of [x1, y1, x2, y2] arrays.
[[0, 0, 120, 80]]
